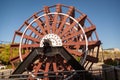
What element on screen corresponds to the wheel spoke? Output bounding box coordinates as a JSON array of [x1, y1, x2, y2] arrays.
[[63, 41, 86, 46], [69, 6, 75, 23], [11, 43, 19, 48], [51, 4, 62, 33], [21, 44, 39, 48], [88, 40, 101, 49], [34, 62, 42, 75], [63, 40, 100, 46], [62, 25, 96, 41], [60, 14, 87, 37], [55, 16, 68, 34], [56, 4, 62, 13], [51, 14, 58, 33], [78, 14, 87, 27], [44, 61, 50, 80], [53, 61, 58, 75], [55, 6, 75, 34], [57, 55, 68, 71], [15, 31, 40, 43], [33, 14, 47, 35], [44, 6, 51, 33], [24, 21, 43, 38]]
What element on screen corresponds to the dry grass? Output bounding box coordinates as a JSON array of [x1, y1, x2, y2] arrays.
[[98, 51, 120, 62]]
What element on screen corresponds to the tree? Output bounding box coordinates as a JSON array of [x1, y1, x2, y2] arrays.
[[0, 44, 10, 65]]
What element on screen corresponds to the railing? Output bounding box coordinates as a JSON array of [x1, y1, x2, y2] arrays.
[[0, 66, 120, 80]]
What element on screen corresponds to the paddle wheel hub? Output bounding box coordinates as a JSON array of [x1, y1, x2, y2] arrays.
[[40, 33, 62, 47]]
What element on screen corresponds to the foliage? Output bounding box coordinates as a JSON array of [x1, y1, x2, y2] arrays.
[[10, 48, 19, 59], [104, 58, 120, 66], [76, 56, 81, 62], [0, 44, 10, 64], [0, 44, 18, 65]]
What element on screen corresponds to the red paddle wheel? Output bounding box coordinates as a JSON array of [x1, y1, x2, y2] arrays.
[[10, 4, 101, 79]]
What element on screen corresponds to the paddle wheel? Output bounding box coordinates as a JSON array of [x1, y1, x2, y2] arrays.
[[10, 4, 101, 79]]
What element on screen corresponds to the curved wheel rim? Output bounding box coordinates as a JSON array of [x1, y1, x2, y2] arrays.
[[19, 12, 88, 65]]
